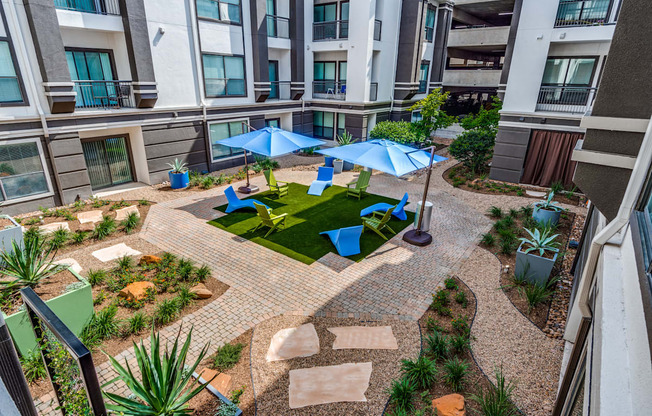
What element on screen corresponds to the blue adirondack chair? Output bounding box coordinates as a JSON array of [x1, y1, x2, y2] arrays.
[[320, 225, 364, 257], [360, 192, 409, 221], [307, 166, 334, 196], [224, 186, 268, 213]]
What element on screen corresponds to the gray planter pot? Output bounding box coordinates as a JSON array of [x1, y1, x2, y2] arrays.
[[333, 159, 343, 174], [0, 215, 23, 254], [343, 161, 354, 171], [532, 206, 561, 227], [515, 242, 558, 286]]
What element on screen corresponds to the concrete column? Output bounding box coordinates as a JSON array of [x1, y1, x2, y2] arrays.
[[289, 0, 305, 100], [393, 0, 426, 101], [250, 0, 271, 102], [119, 0, 158, 108], [346, 0, 376, 103], [498, 0, 523, 100], [22, 0, 76, 113], [430, 1, 454, 90]]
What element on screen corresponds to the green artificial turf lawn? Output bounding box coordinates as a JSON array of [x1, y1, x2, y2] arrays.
[[209, 182, 415, 264]]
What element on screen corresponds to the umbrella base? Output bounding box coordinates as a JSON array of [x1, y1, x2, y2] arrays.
[[402, 230, 432, 247], [238, 185, 259, 194]]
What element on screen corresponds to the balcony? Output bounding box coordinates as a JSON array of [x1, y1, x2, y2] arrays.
[[447, 26, 510, 48], [369, 82, 378, 101], [312, 81, 346, 100], [555, 0, 613, 27], [536, 86, 597, 114], [313, 20, 348, 41], [267, 15, 289, 38], [268, 81, 291, 100], [442, 69, 503, 88], [373, 19, 382, 41], [54, 0, 120, 15], [72, 80, 135, 109]]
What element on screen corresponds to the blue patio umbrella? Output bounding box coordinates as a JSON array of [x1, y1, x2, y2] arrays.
[[317, 139, 448, 247], [218, 126, 324, 193]]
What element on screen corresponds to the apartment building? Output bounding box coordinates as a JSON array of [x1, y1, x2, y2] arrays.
[[0, 0, 451, 215], [553, 0, 652, 414], [489, 0, 621, 187]]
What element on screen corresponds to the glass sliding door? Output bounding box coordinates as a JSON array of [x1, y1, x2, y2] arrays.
[[66, 49, 116, 108], [314, 61, 336, 94], [268, 60, 279, 99], [313, 111, 335, 139], [82, 136, 133, 190]]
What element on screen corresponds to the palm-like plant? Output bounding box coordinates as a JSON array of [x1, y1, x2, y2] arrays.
[[0, 237, 67, 290], [519, 228, 560, 257], [167, 158, 188, 174], [534, 192, 563, 213], [336, 131, 356, 146], [104, 328, 214, 415]]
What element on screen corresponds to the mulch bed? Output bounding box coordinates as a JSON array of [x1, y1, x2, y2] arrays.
[[0, 217, 16, 229], [1, 269, 80, 316]]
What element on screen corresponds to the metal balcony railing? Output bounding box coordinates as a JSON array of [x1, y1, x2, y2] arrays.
[[268, 81, 291, 100], [313, 20, 349, 41], [72, 80, 135, 109], [555, 0, 613, 27], [312, 81, 346, 100], [54, 0, 120, 15], [369, 82, 378, 101], [373, 19, 382, 41], [266, 15, 290, 38], [536, 86, 597, 113]]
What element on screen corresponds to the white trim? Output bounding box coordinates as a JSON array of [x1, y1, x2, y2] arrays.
[[580, 116, 650, 133], [571, 148, 637, 169], [42, 82, 75, 87], [133, 89, 159, 94], [0, 137, 55, 206], [131, 82, 158, 86], [500, 110, 587, 121], [43, 91, 77, 97], [206, 117, 252, 163], [498, 120, 586, 133]]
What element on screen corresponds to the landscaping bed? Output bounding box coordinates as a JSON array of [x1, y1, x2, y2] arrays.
[[1, 268, 79, 316]]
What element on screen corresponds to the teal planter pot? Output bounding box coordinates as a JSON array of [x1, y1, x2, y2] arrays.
[[343, 161, 354, 171], [0, 215, 23, 254], [169, 171, 189, 189], [532, 207, 561, 227], [515, 243, 558, 286], [3, 268, 93, 355]]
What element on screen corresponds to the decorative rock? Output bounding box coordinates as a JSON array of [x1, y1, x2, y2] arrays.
[[77, 210, 104, 224], [526, 190, 547, 198], [196, 368, 232, 396], [328, 326, 398, 350], [139, 255, 162, 266], [190, 283, 212, 299], [432, 394, 466, 416], [92, 243, 141, 262], [266, 323, 320, 362], [289, 362, 372, 408], [39, 222, 70, 234], [115, 205, 139, 221], [79, 222, 95, 232], [118, 281, 155, 301]]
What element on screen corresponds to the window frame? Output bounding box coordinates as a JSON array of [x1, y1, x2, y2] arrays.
[[313, 111, 336, 140], [0, 137, 54, 204], [424, 7, 436, 43], [313, 2, 338, 23], [418, 61, 430, 93], [207, 118, 251, 162], [196, 0, 243, 25], [201, 53, 247, 98], [64, 47, 119, 81], [0, 7, 28, 107], [541, 55, 600, 88]]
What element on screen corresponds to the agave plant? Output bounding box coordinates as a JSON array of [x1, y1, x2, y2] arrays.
[[0, 237, 68, 290], [104, 328, 214, 415], [519, 228, 560, 257], [166, 158, 188, 174], [534, 192, 563, 213], [336, 130, 356, 146]]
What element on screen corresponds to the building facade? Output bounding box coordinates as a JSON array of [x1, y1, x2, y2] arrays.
[[489, 0, 621, 188], [0, 0, 451, 215]]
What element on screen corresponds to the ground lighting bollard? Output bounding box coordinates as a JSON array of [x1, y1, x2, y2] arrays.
[[0, 314, 38, 416]]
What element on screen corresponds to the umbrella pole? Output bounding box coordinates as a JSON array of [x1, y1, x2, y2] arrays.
[[238, 123, 259, 194], [403, 146, 436, 247]]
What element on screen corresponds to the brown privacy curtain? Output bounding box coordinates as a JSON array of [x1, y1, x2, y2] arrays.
[[520, 130, 583, 187]]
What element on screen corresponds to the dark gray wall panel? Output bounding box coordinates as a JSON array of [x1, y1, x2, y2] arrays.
[[489, 167, 522, 183], [393, 0, 426, 100], [581, 130, 643, 157], [489, 125, 531, 183], [499, 0, 523, 93], [573, 163, 632, 220], [249, 0, 270, 102], [431, 2, 453, 85], [290, 0, 305, 99], [143, 122, 208, 179]]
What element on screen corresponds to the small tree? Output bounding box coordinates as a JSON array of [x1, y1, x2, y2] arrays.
[[459, 96, 502, 134], [409, 88, 456, 140], [448, 129, 496, 173], [369, 120, 420, 144]]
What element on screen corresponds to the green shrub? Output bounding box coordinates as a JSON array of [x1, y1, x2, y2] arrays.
[[459, 97, 501, 133], [469, 366, 518, 416], [72, 230, 88, 244], [213, 343, 245, 372], [125, 312, 148, 335], [401, 356, 438, 390], [109, 200, 130, 211], [442, 357, 470, 392], [425, 331, 449, 360], [425, 316, 446, 334], [195, 265, 211, 282], [455, 291, 468, 308], [175, 286, 197, 309], [480, 232, 495, 246], [93, 290, 107, 306], [387, 377, 416, 413], [408, 88, 455, 139], [369, 121, 420, 144], [432, 289, 450, 308], [121, 212, 140, 234], [177, 258, 195, 281], [449, 129, 496, 173], [520, 278, 558, 313], [444, 277, 459, 291], [254, 155, 280, 171], [49, 228, 70, 250], [161, 252, 177, 267], [0, 236, 67, 291], [87, 269, 106, 286], [20, 349, 47, 383], [451, 315, 470, 335], [83, 305, 120, 342], [550, 181, 564, 194], [117, 255, 134, 272], [435, 304, 452, 317], [138, 199, 151, 206], [153, 299, 180, 326], [93, 216, 116, 240], [449, 334, 471, 355], [488, 206, 503, 218]]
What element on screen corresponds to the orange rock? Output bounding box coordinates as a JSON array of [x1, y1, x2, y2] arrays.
[[196, 368, 232, 396], [118, 281, 156, 301], [190, 283, 213, 299], [139, 255, 162, 265], [432, 394, 466, 416]]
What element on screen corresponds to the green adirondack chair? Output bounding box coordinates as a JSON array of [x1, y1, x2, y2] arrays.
[[253, 202, 287, 237], [347, 170, 371, 199], [264, 169, 289, 197], [362, 205, 396, 240]]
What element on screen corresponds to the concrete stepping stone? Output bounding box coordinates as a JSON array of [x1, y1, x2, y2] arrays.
[[289, 362, 372, 409], [39, 222, 69, 234], [328, 326, 398, 350], [53, 258, 82, 274], [92, 243, 141, 262], [266, 323, 320, 362], [526, 190, 547, 198], [115, 205, 139, 221], [195, 368, 232, 396], [77, 210, 104, 224]]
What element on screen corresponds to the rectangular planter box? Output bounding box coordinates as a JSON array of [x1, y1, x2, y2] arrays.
[[2, 268, 93, 355], [515, 243, 558, 286], [0, 214, 23, 254]]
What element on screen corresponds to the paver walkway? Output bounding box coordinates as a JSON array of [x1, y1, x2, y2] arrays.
[[34, 156, 583, 415]]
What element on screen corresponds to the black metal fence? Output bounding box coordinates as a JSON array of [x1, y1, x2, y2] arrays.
[[269, 81, 291, 100], [536, 85, 597, 113], [313, 81, 346, 100], [266, 15, 290, 38], [54, 0, 120, 15], [73, 80, 135, 109], [313, 20, 349, 41], [555, 0, 612, 27]]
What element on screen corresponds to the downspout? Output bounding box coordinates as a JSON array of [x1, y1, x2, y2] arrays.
[[567, 116, 652, 338]]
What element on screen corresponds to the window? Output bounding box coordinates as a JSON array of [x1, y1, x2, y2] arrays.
[[209, 121, 246, 160], [340, 2, 349, 38], [555, 0, 612, 26], [314, 61, 336, 94], [313, 111, 335, 139], [542, 57, 597, 87], [411, 111, 423, 123], [197, 0, 241, 24], [314, 3, 336, 22], [337, 113, 346, 137], [418, 63, 429, 93], [202, 54, 246, 97], [0, 140, 50, 201], [0, 40, 24, 104], [265, 118, 280, 128], [425, 8, 436, 42]]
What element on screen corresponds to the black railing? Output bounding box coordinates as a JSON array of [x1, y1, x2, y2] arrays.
[[268, 81, 291, 100], [418, 80, 428, 94], [370, 82, 378, 101], [555, 0, 612, 27], [54, 0, 120, 15], [536, 86, 597, 113], [266, 15, 290, 38], [73, 80, 135, 109], [313, 20, 349, 41], [373, 19, 382, 41], [313, 81, 346, 100]]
